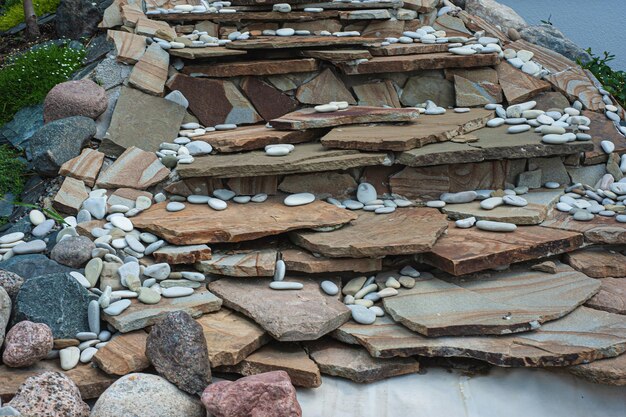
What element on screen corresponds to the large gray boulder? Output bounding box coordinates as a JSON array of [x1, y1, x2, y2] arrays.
[[465, 0, 528, 31], [520, 24, 592, 64], [55, 0, 104, 39], [0, 254, 77, 281], [29, 116, 95, 176]]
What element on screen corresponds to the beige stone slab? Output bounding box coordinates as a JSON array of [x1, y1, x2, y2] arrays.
[[295, 68, 356, 106], [128, 42, 169, 96], [368, 42, 449, 56], [224, 36, 378, 50], [152, 244, 212, 265], [352, 80, 401, 108], [196, 249, 278, 277], [59, 148, 105, 187], [96, 146, 170, 190], [585, 278, 626, 315], [495, 61, 551, 105], [564, 248, 626, 278], [53, 177, 89, 215], [271, 106, 420, 130], [92, 330, 149, 376], [168, 47, 247, 59], [198, 309, 271, 367], [107, 30, 147, 64], [193, 125, 320, 153], [290, 208, 448, 258], [281, 248, 382, 274], [134, 16, 176, 38], [569, 353, 626, 386]]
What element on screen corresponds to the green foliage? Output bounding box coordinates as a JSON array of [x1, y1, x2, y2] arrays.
[[0, 41, 85, 125], [0, 145, 26, 197], [0, 0, 60, 31], [12, 201, 67, 225], [578, 49, 626, 108]]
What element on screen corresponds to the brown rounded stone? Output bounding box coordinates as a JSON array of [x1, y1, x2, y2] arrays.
[[2, 321, 53, 367], [50, 236, 95, 268], [43, 79, 107, 123], [54, 338, 80, 349]]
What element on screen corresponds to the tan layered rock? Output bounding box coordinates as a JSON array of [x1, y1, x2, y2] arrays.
[[196, 249, 277, 277], [53, 177, 89, 214], [96, 146, 170, 190], [128, 43, 169, 96], [585, 278, 626, 315], [92, 331, 149, 376], [564, 248, 626, 278], [295, 68, 356, 105], [59, 148, 105, 187], [153, 245, 212, 264], [278, 172, 357, 199], [281, 248, 382, 274], [106, 30, 146, 64]]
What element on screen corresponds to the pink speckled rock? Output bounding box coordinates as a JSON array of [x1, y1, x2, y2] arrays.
[[201, 371, 302, 417], [43, 79, 107, 123], [2, 321, 53, 367], [7, 371, 90, 417]]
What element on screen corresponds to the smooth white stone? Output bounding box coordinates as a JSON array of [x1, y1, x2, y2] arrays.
[[375, 206, 396, 214], [207, 197, 227, 210], [166, 202, 185, 212], [276, 28, 295, 36], [103, 299, 131, 316], [454, 108, 470, 113], [233, 195, 251, 204], [270, 281, 303, 290], [486, 118, 505, 127], [542, 134, 569, 144], [476, 220, 517, 232], [80, 347, 98, 364], [60, 347, 80, 370], [455, 216, 476, 228], [140, 233, 158, 243], [480, 197, 504, 210], [110, 216, 133, 232], [144, 263, 170, 280], [12, 240, 46, 254], [426, 200, 445, 208], [343, 199, 364, 210], [449, 47, 476, 55], [265, 146, 292, 156], [503, 195, 528, 207], [187, 195, 210, 204], [162, 287, 194, 297], [186, 141, 213, 155], [70, 271, 91, 288], [0, 232, 24, 245], [507, 124, 531, 134], [321, 280, 339, 295], [556, 202, 572, 212], [544, 182, 560, 189], [273, 259, 286, 281], [28, 210, 45, 226], [440, 191, 477, 204], [349, 305, 376, 324], [284, 193, 315, 206], [601, 140, 615, 154], [251, 193, 268, 203], [213, 189, 236, 201], [181, 271, 205, 282], [215, 124, 237, 130], [314, 104, 339, 113]]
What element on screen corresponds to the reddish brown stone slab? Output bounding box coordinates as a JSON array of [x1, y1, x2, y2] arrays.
[[132, 197, 357, 245], [541, 211, 626, 245], [281, 248, 382, 274], [271, 106, 420, 130], [368, 42, 448, 56], [585, 278, 626, 315], [295, 68, 356, 105], [302, 49, 372, 61], [291, 208, 448, 258], [215, 343, 321, 388], [569, 353, 626, 386], [495, 61, 551, 105], [224, 36, 378, 50], [320, 110, 493, 151], [278, 172, 357, 199], [182, 58, 318, 77], [582, 110, 626, 165], [423, 223, 583, 276], [59, 148, 105, 187], [196, 249, 277, 277], [0, 361, 117, 402], [92, 331, 149, 376], [168, 47, 247, 59], [152, 244, 212, 264], [352, 80, 401, 108], [96, 146, 170, 190], [564, 248, 626, 278], [360, 165, 401, 195], [53, 177, 88, 214], [166, 74, 262, 127], [336, 52, 500, 75], [241, 77, 299, 121], [164, 178, 224, 197], [544, 67, 606, 112], [193, 125, 319, 153], [226, 176, 278, 195], [151, 10, 339, 22]]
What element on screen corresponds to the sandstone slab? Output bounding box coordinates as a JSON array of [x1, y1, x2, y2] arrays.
[[169, 46, 247, 59], [209, 277, 350, 341], [585, 278, 626, 315], [183, 58, 318, 78], [352, 80, 401, 107], [194, 125, 319, 153], [106, 30, 146, 64], [569, 353, 626, 386], [271, 106, 420, 130], [368, 42, 449, 56], [53, 176, 88, 214], [278, 172, 357, 199], [295, 68, 356, 105], [128, 42, 169, 96], [225, 35, 375, 50], [241, 77, 299, 121], [153, 244, 212, 265], [582, 110, 626, 165], [96, 146, 170, 190], [59, 148, 105, 187], [541, 211, 626, 245], [454, 75, 502, 107], [564, 248, 626, 278], [495, 61, 551, 104], [92, 331, 149, 376], [196, 249, 277, 277], [291, 208, 448, 258], [281, 248, 382, 274]]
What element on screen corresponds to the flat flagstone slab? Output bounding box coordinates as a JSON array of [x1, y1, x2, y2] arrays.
[[96, 146, 170, 190], [541, 211, 626, 245], [442, 189, 563, 226], [423, 224, 583, 276], [225, 36, 378, 50], [333, 307, 626, 367], [177, 143, 387, 178], [106, 30, 146, 64], [368, 42, 448, 56], [545, 67, 606, 113], [585, 278, 626, 315], [59, 148, 105, 187], [302, 49, 372, 61], [133, 197, 357, 245], [281, 248, 382, 274], [495, 61, 551, 104], [383, 264, 599, 337], [151, 10, 339, 22], [209, 276, 350, 341], [92, 330, 149, 376], [336, 52, 500, 75], [397, 125, 593, 167], [152, 244, 212, 264], [198, 309, 271, 367], [320, 110, 493, 151], [306, 339, 420, 383], [193, 125, 320, 153], [352, 80, 401, 108], [128, 42, 169, 96], [196, 249, 278, 277], [564, 248, 626, 278], [168, 46, 247, 59], [290, 208, 448, 258], [0, 361, 117, 402], [582, 110, 626, 165], [271, 106, 420, 130], [101, 86, 186, 156], [296, 68, 356, 105], [215, 343, 322, 388], [241, 77, 300, 121], [569, 353, 626, 386], [103, 287, 222, 333], [53, 177, 88, 214], [182, 58, 318, 77]]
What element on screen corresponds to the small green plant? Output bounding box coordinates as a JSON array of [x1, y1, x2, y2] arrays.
[[0, 145, 26, 197], [540, 14, 553, 25], [578, 49, 626, 108], [0, 0, 60, 31], [0, 41, 85, 125], [12, 201, 67, 225]]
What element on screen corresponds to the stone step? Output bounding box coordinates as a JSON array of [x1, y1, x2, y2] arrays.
[[181, 58, 319, 77]]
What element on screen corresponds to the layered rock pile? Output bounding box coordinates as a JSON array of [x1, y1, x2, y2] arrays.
[[1, 0, 626, 415]]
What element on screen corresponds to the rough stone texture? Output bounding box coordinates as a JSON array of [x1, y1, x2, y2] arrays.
[[0, 287, 11, 352], [282, 248, 382, 274], [334, 307, 626, 367], [7, 371, 90, 416], [564, 248, 626, 278], [95, 86, 120, 140], [132, 197, 357, 245], [541, 211, 626, 246], [382, 264, 599, 337], [91, 373, 205, 417], [337, 53, 499, 75], [56, 0, 102, 39], [194, 125, 319, 153], [196, 249, 277, 277], [201, 371, 302, 417], [279, 172, 357, 199], [465, 0, 527, 31], [495, 61, 551, 104], [0, 104, 43, 151], [103, 287, 222, 333], [582, 111, 626, 165], [198, 309, 270, 367], [209, 277, 350, 341], [94, 56, 132, 90], [2, 321, 53, 367], [106, 30, 147, 64], [454, 75, 502, 107], [146, 311, 211, 395], [92, 331, 150, 376], [217, 343, 321, 388], [167, 74, 262, 127], [353, 80, 402, 107], [307, 339, 420, 383], [295, 68, 356, 105], [291, 209, 448, 258], [29, 116, 95, 177], [14, 273, 91, 339], [519, 24, 591, 64], [241, 76, 299, 121], [0, 269, 23, 299], [401, 71, 455, 108], [585, 278, 626, 315], [152, 244, 212, 265], [59, 148, 105, 187], [53, 177, 89, 214], [128, 42, 170, 96], [43, 79, 107, 123], [0, 255, 76, 281], [96, 146, 170, 189], [570, 354, 626, 386], [101, 86, 186, 157], [50, 236, 95, 268]]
